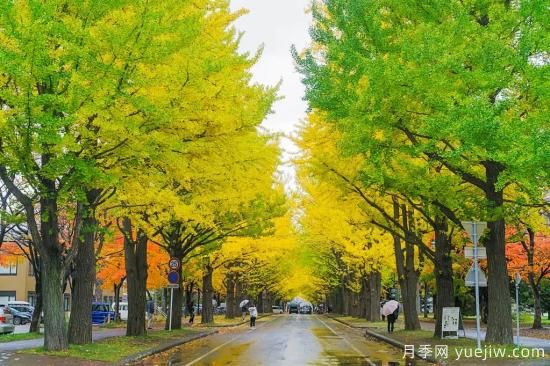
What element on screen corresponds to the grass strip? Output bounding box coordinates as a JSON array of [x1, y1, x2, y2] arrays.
[[21, 328, 200, 363], [0, 332, 42, 343]]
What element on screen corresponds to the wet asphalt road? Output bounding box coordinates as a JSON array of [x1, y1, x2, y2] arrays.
[[134, 314, 415, 366]]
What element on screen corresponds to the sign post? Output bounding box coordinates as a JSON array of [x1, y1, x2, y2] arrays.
[[462, 221, 487, 349], [441, 307, 460, 339], [167, 258, 181, 332], [514, 272, 521, 346]]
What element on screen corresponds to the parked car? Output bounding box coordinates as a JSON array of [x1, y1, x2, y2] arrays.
[[288, 303, 299, 314], [0, 307, 14, 335], [8, 307, 31, 325], [300, 305, 313, 314], [111, 302, 129, 321], [6, 301, 34, 315], [272, 305, 284, 314], [214, 303, 226, 315], [92, 302, 115, 325]]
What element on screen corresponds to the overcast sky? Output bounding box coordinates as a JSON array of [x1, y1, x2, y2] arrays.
[[229, 0, 312, 189]]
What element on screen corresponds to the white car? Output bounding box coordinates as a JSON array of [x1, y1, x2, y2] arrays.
[[0, 307, 15, 334], [111, 302, 129, 321], [272, 306, 284, 314]]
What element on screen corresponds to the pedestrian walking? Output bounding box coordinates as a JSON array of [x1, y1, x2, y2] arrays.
[[381, 299, 400, 333], [146, 298, 155, 329], [241, 304, 247, 320], [248, 303, 258, 328], [187, 301, 195, 325]]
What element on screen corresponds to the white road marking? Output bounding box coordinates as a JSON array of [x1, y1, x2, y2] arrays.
[[316, 316, 376, 366], [183, 317, 275, 366]]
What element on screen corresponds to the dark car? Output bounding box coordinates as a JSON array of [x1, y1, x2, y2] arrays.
[[8, 307, 31, 325], [288, 303, 299, 314], [300, 305, 312, 314], [92, 302, 115, 325]]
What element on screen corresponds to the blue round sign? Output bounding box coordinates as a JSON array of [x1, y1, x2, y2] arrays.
[[168, 271, 179, 284]]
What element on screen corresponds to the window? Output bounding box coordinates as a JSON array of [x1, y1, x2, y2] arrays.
[[28, 263, 34, 277], [28, 292, 36, 306], [0, 263, 17, 275], [0, 291, 16, 304]]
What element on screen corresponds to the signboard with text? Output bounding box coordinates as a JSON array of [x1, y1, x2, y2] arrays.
[[442, 307, 460, 339]]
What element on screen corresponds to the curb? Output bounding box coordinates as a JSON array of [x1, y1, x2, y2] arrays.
[[364, 329, 439, 364], [116, 330, 218, 365]]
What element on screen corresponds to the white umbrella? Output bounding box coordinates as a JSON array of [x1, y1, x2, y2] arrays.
[[239, 300, 249, 308], [381, 300, 399, 316]]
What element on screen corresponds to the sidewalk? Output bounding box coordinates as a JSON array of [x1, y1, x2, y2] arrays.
[[0, 328, 126, 352], [419, 321, 550, 351]]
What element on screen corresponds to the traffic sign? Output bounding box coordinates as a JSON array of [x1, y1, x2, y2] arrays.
[[169, 257, 181, 271], [514, 272, 521, 285], [461, 221, 487, 244], [465, 262, 487, 287], [167, 283, 179, 289], [464, 247, 487, 259], [167, 270, 179, 284]]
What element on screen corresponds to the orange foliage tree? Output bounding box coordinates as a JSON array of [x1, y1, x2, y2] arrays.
[[96, 233, 168, 320], [506, 226, 550, 329]]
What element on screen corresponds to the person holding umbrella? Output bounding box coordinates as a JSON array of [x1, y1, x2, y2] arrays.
[[239, 299, 249, 321], [381, 299, 400, 333], [248, 303, 258, 328]]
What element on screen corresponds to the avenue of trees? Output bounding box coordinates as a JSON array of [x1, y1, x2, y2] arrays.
[[0, 0, 548, 352], [294, 0, 549, 344], [0, 0, 294, 351]]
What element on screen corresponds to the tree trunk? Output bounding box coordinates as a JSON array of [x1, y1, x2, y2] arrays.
[[265, 292, 273, 314], [201, 265, 214, 324], [38, 184, 69, 351], [68, 213, 97, 345], [525, 229, 542, 329], [361, 276, 369, 319], [42, 254, 68, 350], [402, 244, 421, 330], [235, 278, 243, 313], [485, 217, 513, 342], [257, 291, 264, 313], [433, 217, 454, 338], [29, 275, 43, 333], [367, 271, 381, 322], [393, 200, 421, 331], [483, 163, 513, 344], [531, 276, 542, 329], [123, 220, 148, 337], [166, 285, 183, 329], [225, 273, 235, 319], [338, 284, 345, 314]]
